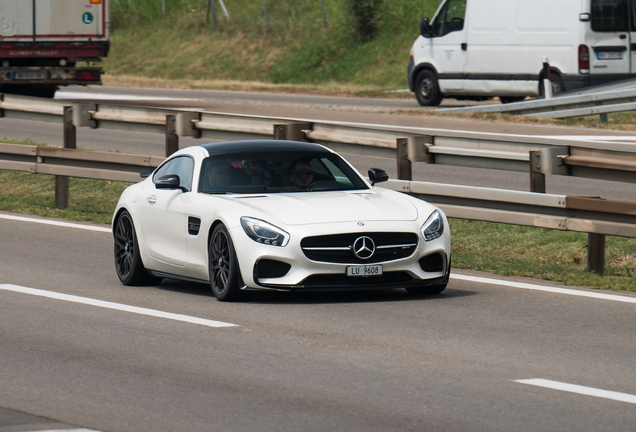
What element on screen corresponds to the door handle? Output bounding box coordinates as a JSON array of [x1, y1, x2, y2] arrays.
[[147, 195, 157, 204], [461, 43, 467, 51]]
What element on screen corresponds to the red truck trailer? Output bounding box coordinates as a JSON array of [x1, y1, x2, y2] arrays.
[[0, 0, 109, 97]]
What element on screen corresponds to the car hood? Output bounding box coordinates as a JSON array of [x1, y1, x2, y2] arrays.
[[228, 188, 419, 226]]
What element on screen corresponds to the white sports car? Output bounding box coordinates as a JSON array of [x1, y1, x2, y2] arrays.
[[113, 140, 451, 301]]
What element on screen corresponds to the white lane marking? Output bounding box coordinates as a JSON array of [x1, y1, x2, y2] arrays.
[[3, 214, 635, 305], [451, 274, 636, 304], [514, 379, 636, 405], [0, 284, 237, 328], [25, 429, 102, 432], [56, 91, 201, 102], [0, 214, 111, 233]]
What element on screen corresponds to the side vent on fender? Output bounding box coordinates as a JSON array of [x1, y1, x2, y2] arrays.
[[188, 217, 201, 236]]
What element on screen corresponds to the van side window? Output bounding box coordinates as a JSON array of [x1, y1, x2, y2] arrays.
[[431, 0, 467, 37], [591, 0, 629, 32]]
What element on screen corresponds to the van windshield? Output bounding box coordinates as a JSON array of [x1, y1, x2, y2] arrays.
[[591, 0, 635, 32]]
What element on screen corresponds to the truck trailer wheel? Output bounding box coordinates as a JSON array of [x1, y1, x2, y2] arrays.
[[415, 70, 443, 106]]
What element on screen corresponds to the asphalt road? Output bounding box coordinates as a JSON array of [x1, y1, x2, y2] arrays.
[[1, 214, 635, 432], [1, 88, 636, 431]]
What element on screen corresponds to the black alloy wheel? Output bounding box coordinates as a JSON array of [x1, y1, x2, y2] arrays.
[[114, 210, 161, 286], [209, 224, 244, 301]]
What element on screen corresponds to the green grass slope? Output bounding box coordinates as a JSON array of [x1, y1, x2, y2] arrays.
[[106, 0, 440, 89]]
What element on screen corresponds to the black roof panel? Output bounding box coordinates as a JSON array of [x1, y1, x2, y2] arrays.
[[200, 140, 330, 156]]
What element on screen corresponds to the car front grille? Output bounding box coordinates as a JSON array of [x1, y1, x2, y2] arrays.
[[301, 232, 418, 264]]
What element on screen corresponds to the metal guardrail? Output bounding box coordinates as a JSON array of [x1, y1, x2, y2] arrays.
[[0, 143, 163, 182], [436, 79, 636, 119], [2, 92, 636, 274], [382, 180, 636, 239], [2, 93, 635, 182]]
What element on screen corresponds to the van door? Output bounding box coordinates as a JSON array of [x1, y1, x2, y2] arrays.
[[588, 0, 631, 77], [428, 0, 468, 92]]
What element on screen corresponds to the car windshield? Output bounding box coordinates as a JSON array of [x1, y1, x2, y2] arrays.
[[199, 151, 369, 194]]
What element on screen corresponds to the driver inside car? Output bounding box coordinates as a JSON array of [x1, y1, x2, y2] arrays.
[[289, 160, 314, 191]]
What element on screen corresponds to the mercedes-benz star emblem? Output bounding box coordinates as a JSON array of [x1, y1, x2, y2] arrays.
[[352, 236, 376, 260]]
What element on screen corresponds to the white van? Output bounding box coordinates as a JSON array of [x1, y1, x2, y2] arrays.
[[408, 0, 636, 105]]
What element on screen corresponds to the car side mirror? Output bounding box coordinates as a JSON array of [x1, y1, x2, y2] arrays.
[[155, 174, 183, 190], [420, 17, 431, 38], [368, 168, 389, 186]]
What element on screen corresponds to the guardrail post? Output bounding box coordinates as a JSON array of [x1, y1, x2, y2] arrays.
[[176, 112, 201, 138], [529, 151, 546, 193], [72, 104, 97, 128], [273, 123, 313, 141], [165, 115, 178, 157], [587, 233, 605, 275], [397, 135, 434, 180], [0, 93, 4, 118], [55, 106, 76, 209], [397, 138, 412, 180], [600, 113, 608, 123]]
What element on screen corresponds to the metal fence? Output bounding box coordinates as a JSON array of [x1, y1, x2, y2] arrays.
[[1, 92, 635, 275], [437, 78, 636, 120]]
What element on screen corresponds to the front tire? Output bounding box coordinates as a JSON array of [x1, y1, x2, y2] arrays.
[[209, 224, 244, 302], [415, 70, 443, 107], [114, 210, 162, 286]]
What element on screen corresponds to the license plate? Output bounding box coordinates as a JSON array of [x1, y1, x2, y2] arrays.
[[597, 51, 623, 60], [13, 72, 46, 80], [346, 265, 383, 276]]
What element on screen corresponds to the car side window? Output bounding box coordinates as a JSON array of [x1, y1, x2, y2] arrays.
[[152, 156, 194, 192], [153, 160, 173, 183], [431, 0, 466, 37]]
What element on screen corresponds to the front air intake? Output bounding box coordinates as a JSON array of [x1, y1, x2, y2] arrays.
[[419, 253, 444, 272]]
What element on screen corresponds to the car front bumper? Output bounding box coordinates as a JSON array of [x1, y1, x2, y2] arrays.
[[230, 219, 451, 291]]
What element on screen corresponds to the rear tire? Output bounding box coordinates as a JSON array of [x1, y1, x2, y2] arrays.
[[114, 210, 162, 286], [539, 73, 564, 97], [209, 224, 245, 302], [415, 70, 443, 106]]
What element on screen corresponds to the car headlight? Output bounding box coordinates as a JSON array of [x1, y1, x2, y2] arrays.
[[421, 210, 444, 241], [240, 217, 290, 247]]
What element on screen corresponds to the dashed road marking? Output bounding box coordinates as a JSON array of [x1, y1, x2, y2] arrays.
[[452, 274, 636, 304], [514, 379, 636, 405], [0, 284, 237, 328], [0, 214, 111, 233]]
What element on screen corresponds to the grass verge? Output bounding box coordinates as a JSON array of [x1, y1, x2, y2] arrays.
[[2, 139, 634, 291]]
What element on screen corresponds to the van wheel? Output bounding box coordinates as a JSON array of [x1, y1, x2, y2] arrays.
[[415, 70, 443, 106], [540, 74, 564, 97]]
